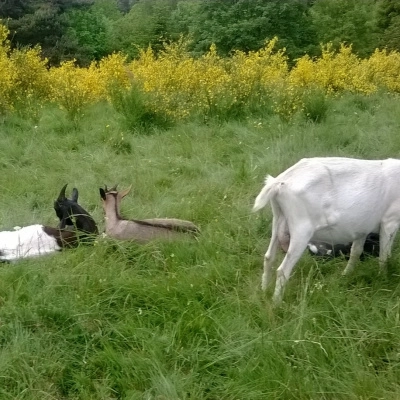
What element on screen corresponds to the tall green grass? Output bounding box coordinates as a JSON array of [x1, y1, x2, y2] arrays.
[[0, 94, 400, 399]]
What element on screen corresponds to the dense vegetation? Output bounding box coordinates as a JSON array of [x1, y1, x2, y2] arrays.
[[1, 93, 400, 399], [1, 0, 400, 398], [1, 18, 400, 127], [1, 0, 400, 65]]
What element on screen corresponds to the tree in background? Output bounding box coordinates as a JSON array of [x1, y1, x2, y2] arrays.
[[63, 0, 121, 65], [0, 0, 32, 19], [116, 0, 137, 13], [310, 0, 380, 58], [1, 0, 397, 65], [111, 0, 177, 59], [377, 0, 400, 52], [170, 0, 317, 60], [4, 0, 95, 65]]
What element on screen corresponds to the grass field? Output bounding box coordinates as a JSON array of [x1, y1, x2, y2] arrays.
[[1, 93, 400, 399]]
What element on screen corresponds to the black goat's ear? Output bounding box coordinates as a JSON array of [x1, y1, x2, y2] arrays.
[[71, 188, 79, 203], [99, 188, 106, 200]]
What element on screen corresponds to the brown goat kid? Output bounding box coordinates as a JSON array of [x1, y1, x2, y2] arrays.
[[99, 185, 199, 242]]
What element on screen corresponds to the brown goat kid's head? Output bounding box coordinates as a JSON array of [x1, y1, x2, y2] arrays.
[[99, 184, 132, 216]]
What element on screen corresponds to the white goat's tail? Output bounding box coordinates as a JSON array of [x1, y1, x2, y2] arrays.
[[252, 175, 277, 212]]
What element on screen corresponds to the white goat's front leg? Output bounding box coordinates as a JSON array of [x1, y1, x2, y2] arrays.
[[272, 230, 312, 304], [342, 237, 366, 275]]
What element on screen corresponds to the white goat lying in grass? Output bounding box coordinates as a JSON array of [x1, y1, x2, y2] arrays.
[[253, 157, 400, 304], [0, 184, 97, 261]]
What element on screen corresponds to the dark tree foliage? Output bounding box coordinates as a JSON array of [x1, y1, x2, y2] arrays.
[[0, 0, 393, 65], [377, 0, 400, 51], [0, 0, 32, 19], [112, 0, 178, 59], [172, 0, 317, 59], [116, 0, 136, 13], [5, 0, 94, 65], [310, 0, 380, 58], [62, 1, 121, 65]]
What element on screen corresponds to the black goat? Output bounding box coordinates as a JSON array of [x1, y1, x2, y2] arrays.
[[0, 184, 98, 261], [308, 233, 380, 259]]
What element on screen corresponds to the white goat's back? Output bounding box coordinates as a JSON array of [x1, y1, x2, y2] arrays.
[[253, 157, 400, 304], [0, 225, 60, 261]]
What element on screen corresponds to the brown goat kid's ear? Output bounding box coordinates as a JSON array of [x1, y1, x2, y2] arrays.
[[99, 188, 106, 200], [119, 185, 132, 199]]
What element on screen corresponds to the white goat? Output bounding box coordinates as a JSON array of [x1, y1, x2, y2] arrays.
[[0, 184, 97, 261], [253, 157, 400, 304]]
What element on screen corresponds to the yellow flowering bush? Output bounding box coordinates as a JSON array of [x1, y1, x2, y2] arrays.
[[1, 16, 400, 123], [229, 38, 288, 111], [10, 47, 49, 99], [130, 38, 288, 119], [48, 60, 100, 120], [0, 24, 48, 116], [10, 46, 49, 119], [130, 39, 231, 119], [97, 52, 131, 99], [290, 44, 375, 94], [131, 43, 197, 119], [0, 24, 15, 113], [194, 44, 231, 116], [366, 49, 400, 92]]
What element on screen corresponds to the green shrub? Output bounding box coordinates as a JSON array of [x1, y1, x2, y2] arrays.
[[109, 83, 171, 132], [302, 87, 329, 123]]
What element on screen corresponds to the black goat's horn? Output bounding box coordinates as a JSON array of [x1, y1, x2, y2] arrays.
[[110, 184, 118, 191], [57, 184, 68, 201]]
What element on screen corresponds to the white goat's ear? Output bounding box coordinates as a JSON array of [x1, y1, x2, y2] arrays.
[[120, 185, 132, 198], [71, 188, 79, 202], [99, 188, 106, 200]]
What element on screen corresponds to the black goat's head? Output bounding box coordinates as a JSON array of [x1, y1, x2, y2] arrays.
[[54, 184, 98, 235]]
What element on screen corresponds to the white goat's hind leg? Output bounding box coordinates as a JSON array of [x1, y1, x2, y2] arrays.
[[262, 207, 287, 291], [262, 233, 280, 291], [342, 237, 366, 275], [379, 222, 399, 270], [272, 233, 311, 304]]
